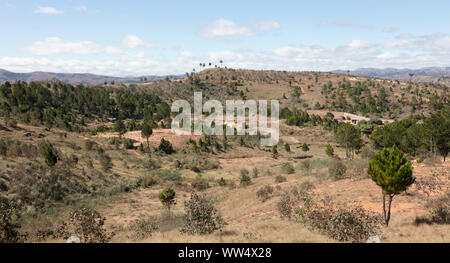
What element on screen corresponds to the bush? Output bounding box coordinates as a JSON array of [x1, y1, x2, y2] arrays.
[[300, 159, 311, 171], [84, 140, 96, 151], [302, 143, 309, 152], [299, 198, 382, 243], [281, 162, 295, 174], [122, 138, 135, 149], [192, 180, 209, 191], [0, 197, 26, 243], [55, 207, 114, 243], [98, 152, 113, 172], [325, 144, 334, 157], [328, 159, 347, 180], [415, 194, 450, 225], [240, 173, 251, 187], [284, 143, 291, 152], [256, 185, 274, 202], [158, 138, 174, 154], [153, 170, 181, 181], [159, 187, 176, 211], [139, 175, 158, 188], [181, 192, 226, 235], [218, 177, 227, 186], [252, 167, 259, 178], [38, 140, 58, 167], [128, 216, 159, 240], [277, 192, 294, 218], [275, 175, 287, 183]]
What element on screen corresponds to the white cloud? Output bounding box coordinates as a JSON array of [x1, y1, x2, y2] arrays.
[[122, 35, 153, 49], [382, 27, 396, 33], [6, 33, 450, 76], [318, 21, 373, 30], [199, 19, 252, 38], [255, 20, 281, 31], [26, 37, 100, 56], [34, 7, 63, 15], [75, 5, 88, 12], [104, 46, 125, 56], [396, 33, 415, 39]]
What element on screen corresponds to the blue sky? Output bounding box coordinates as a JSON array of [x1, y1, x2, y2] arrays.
[[0, 0, 449, 76]]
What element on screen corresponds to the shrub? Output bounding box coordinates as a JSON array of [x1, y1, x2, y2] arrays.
[[240, 173, 251, 187], [98, 152, 113, 172], [284, 143, 291, 152], [181, 192, 226, 235], [84, 140, 96, 151], [153, 170, 181, 181], [139, 175, 158, 188], [55, 208, 114, 243], [122, 138, 135, 149], [159, 187, 176, 211], [299, 181, 315, 192], [415, 194, 449, 225], [192, 180, 209, 191], [277, 192, 294, 218], [414, 176, 442, 196], [325, 144, 334, 157], [252, 167, 259, 178], [38, 140, 58, 167], [298, 198, 382, 243], [300, 159, 311, 171], [0, 197, 26, 243], [302, 143, 309, 152], [328, 159, 347, 180], [240, 168, 249, 177], [128, 216, 159, 240], [218, 177, 227, 186], [158, 138, 174, 154], [256, 185, 274, 202], [275, 175, 287, 183], [281, 162, 295, 174]]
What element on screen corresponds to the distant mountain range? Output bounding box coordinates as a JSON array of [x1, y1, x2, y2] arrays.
[[1, 67, 449, 85], [0, 69, 184, 85], [332, 67, 450, 85]]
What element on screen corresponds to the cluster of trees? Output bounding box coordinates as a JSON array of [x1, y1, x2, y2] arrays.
[[0, 81, 171, 131], [280, 107, 339, 131], [371, 109, 449, 161]]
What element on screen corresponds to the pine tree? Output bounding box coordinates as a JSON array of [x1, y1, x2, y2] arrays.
[[141, 122, 153, 150], [368, 146, 415, 226], [159, 187, 176, 211]]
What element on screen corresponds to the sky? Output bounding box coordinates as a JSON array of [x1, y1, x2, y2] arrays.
[[0, 0, 449, 76]]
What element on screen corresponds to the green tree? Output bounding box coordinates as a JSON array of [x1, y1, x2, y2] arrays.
[[141, 122, 153, 150], [335, 123, 363, 159], [39, 141, 58, 167], [368, 146, 415, 226], [424, 110, 450, 161], [114, 120, 127, 139], [159, 187, 176, 211], [158, 138, 174, 154], [284, 143, 291, 152], [325, 144, 334, 157], [302, 143, 309, 152]]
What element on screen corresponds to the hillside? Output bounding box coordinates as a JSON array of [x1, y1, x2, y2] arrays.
[[133, 68, 449, 120], [0, 68, 448, 244]]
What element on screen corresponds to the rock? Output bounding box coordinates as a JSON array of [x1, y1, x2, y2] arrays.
[[366, 235, 381, 243], [66, 236, 81, 243]]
